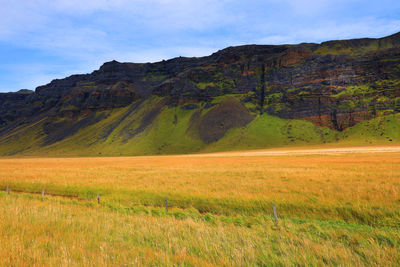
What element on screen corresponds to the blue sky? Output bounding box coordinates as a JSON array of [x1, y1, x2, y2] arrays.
[[0, 0, 399, 92]]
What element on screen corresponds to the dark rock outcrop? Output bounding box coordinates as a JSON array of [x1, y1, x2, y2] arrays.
[[1, 32, 400, 134]]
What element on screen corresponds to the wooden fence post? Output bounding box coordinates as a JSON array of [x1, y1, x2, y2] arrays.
[[165, 196, 168, 213], [6, 185, 9, 195], [272, 204, 278, 224], [42, 188, 45, 197], [97, 193, 100, 204]]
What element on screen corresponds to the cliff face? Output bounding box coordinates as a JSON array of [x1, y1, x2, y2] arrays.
[[0, 89, 34, 127], [0, 32, 399, 155]]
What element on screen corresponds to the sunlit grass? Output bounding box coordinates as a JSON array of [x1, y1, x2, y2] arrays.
[[0, 195, 399, 266], [0, 151, 399, 224], [0, 148, 399, 265]]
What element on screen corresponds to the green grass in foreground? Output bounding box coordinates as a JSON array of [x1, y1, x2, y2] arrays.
[[1, 180, 399, 229], [0, 193, 399, 266]]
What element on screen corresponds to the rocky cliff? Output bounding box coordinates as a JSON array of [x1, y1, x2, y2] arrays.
[[0, 32, 399, 155]]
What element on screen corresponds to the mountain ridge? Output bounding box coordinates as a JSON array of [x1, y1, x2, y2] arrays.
[[0, 32, 399, 156]]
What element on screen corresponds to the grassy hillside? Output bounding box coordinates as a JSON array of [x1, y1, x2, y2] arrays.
[[339, 114, 400, 145], [205, 114, 336, 152], [0, 96, 399, 156]]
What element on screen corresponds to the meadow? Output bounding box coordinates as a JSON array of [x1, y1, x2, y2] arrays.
[[0, 146, 399, 266]]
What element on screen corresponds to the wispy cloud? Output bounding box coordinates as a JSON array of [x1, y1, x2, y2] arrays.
[[258, 17, 400, 45], [0, 0, 399, 92]]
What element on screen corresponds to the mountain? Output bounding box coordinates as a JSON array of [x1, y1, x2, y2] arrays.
[[1, 32, 400, 156]]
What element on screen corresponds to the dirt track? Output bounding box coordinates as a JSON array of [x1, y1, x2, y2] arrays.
[[195, 146, 400, 157]]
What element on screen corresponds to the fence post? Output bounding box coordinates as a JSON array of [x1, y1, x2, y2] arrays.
[[165, 196, 168, 213], [272, 204, 278, 224], [42, 188, 45, 197], [6, 185, 9, 195], [97, 193, 100, 204]]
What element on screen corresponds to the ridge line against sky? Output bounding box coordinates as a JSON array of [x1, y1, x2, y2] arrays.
[[0, 0, 399, 92]]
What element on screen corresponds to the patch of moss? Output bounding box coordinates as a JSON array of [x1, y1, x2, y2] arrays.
[[339, 114, 400, 145], [205, 113, 337, 152]]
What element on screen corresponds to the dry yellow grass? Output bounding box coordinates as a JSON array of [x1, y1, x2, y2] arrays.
[[0, 146, 399, 265], [0, 195, 399, 266], [0, 147, 399, 208]]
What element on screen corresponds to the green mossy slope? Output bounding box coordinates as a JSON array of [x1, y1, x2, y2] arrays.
[[0, 96, 399, 156], [339, 114, 400, 145], [204, 114, 336, 152]]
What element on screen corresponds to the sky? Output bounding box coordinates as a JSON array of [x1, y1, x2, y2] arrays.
[[0, 0, 399, 92]]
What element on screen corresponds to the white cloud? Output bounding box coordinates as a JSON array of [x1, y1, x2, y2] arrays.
[[257, 17, 400, 45], [0, 0, 399, 92]]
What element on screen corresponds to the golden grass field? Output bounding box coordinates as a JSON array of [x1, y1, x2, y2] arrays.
[[0, 146, 399, 266]]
